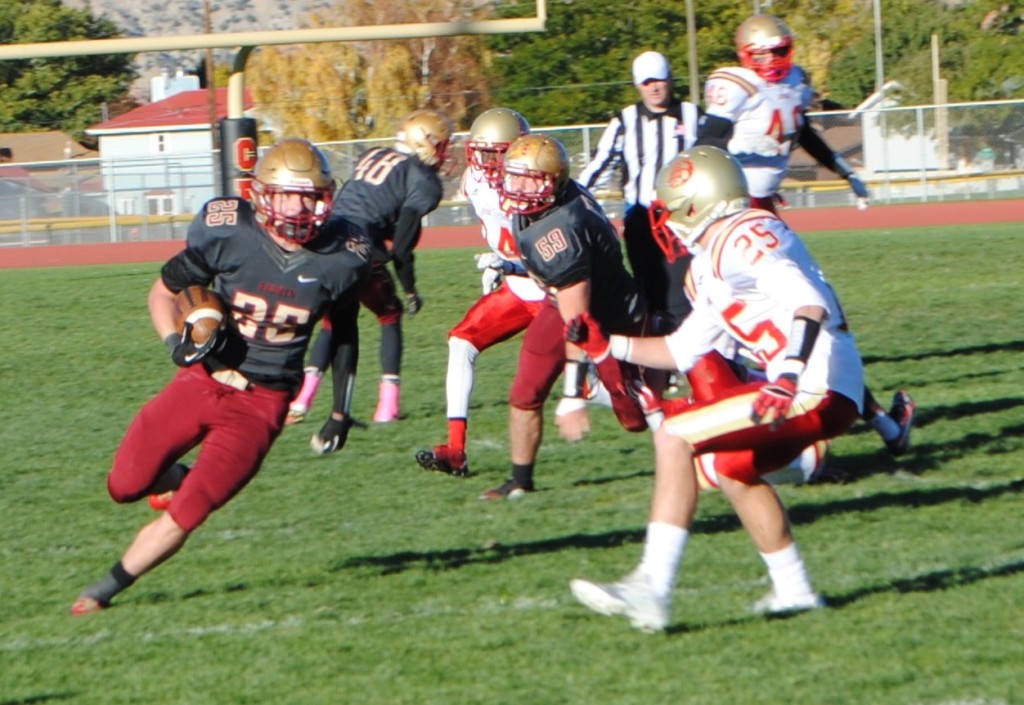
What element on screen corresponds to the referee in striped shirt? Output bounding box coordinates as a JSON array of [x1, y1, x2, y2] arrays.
[[579, 51, 701, 329]]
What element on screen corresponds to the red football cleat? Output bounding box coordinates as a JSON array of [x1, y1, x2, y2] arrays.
[[415, 444, 469, 478], [70, 596, 106, 616], [148, 490, 175, 511]]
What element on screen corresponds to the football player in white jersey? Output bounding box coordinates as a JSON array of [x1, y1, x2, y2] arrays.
[[698, 14, 915, 458], [568, 147, 864, 632], [414, 108, 548, 477]]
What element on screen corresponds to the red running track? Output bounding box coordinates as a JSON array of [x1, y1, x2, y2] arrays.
[[1, 199, 1020, 269]]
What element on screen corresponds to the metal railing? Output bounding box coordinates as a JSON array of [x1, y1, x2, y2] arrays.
[[1, 99, 1021, 249]]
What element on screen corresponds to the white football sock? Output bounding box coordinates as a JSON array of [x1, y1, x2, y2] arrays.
[[639, 522, 689, 600], [446, 337, 480, 418], [760, 542, 815, 599]]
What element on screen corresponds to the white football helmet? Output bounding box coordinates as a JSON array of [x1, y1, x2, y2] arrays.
[[251, 138, 335, 244], [466, 108, 530, 186], [499, 134, 571, 215], [736, 14, 795, 82], [396, 109, 453, 169], [650, 146, 750, 258]]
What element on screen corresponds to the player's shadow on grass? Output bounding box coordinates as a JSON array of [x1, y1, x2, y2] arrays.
[[860, 338, 1024, 365], [844, 395, 1024, 444], [786, 477, 1024, 526], [336, 478, 1024, 576], [834, 398, 1024, 482], [1, 694, 77, 705], [571, 468, 653, 486], [824, 556, 1024, 609], [662, 555, 1024, 634]]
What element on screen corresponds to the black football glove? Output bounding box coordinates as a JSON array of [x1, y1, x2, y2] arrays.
[[405, 292, 423, 316], [310, 415, 356, 455], [165, 325, 223, 367]]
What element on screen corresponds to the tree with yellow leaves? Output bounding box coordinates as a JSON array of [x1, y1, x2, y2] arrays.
[[246, 0, 492, 142]]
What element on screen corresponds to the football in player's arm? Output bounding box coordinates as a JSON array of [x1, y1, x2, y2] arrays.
[[70, 139, 370, 616]]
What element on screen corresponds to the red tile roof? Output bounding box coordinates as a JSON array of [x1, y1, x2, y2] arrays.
[[87, 88, 253, 134]]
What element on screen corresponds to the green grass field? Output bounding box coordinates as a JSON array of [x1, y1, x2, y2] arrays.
[[2, 222, 1022, 705]]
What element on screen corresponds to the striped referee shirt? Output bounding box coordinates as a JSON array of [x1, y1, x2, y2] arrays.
[[579, 100, 701, 208]]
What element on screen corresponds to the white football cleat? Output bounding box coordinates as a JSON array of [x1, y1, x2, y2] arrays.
[[751, 590, 825, 615], [570, 568, 670, 633]]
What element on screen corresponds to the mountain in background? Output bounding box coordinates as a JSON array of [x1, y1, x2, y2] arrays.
[[64, 0, 331, 99]]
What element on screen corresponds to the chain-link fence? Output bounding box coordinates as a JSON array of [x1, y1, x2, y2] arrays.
[[2, 99, 1021, 249]]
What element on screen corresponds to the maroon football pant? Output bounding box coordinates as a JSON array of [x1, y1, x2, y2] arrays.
[[107, 365, 290, 532], [359, 262, 403, 326], [509, 300, 651, 432]]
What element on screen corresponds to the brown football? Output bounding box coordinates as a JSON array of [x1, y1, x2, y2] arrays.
[[172, 286, 227, 345]]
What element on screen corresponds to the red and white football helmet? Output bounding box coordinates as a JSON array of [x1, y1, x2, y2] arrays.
[[465, 108, 530, 186], [251, 138, 335, 245], [736, 14, 795, 82]]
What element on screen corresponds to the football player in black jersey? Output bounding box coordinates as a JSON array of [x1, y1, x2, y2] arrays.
[[70, 139, 371, 616], [288, 109, 453, 424], [480, 134, 664, 500]]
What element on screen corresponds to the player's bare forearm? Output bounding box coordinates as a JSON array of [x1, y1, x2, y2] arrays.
[[148, 278, 178, 341], [554, 280, 590, 323], [793, 305, 825, 324], [614, 335, 677, 370]]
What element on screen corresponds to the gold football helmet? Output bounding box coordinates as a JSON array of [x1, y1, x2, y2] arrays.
[[736, 14, 795, 82], [466, 108, 531, 186], [251, 138, 335, 244], [397, 109, 453, 169], [500, 134, 571, 215], [649, 146, 750, 258]]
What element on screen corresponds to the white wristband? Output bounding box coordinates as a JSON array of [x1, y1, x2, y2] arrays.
[[609, 334, 632, 361], [777, 357, 806, 379], [555, 396, 588, 418]]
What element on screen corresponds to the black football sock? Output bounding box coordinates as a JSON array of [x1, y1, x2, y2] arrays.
[[147, 462, 189, 495], [512, 463, 534, 489], [80, 561, 137, 605], [380, 322, 402, 375], [861, 386, 884, 421]]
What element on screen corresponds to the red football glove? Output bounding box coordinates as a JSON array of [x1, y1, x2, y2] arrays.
[[565, 312, 610, 363], [750, 373, 798, 430]]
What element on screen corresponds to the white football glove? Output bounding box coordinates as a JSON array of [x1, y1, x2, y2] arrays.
[[847, 175, 870, 210], [475, 252, 505, 295]]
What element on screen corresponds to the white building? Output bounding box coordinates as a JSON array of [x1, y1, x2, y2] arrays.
[[85, 82, 252, 216]]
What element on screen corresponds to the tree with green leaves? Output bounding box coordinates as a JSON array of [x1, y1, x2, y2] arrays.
[[485, 0, 739, 126], [485, 0, 1022, 124], [779, 0, 1022, 106], [0, 0, 137, 146]]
